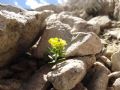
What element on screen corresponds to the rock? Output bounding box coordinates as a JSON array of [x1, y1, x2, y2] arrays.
[[47, 56, 96, 90], [21, 65, 51, 90], [65, 32, 102, 57], [0, 3, 25, 13], [111, 50, 120, 71], [35, 4, 63, 13], [58, 12, 100, 34], [0, 10, 53, 66], [97, 56, 112, 68], [85, 62, 110, 90], [33, 13, 101, 59], [62, 0, 114, 16], [109, 71, 120, 79], [34, 14, 72, 58], [88, 16, 111, 29], [107, 87, 114, 90], [105, 28, 120, 39], [108, 71, 120, 86], [114, 0, 120, 20], [47, 59, 87, 90], [72, 83, 88, 90], [104, 43, 119, 59], [0, 79, 22, 90], [113, 78, 120, 90]]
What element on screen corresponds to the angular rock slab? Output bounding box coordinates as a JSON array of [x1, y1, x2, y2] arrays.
[[47, 60, 86, 90], [65, 32, 102, 57], [47, 56, 96, 90], [0, 10, 53, 66], [88, 16, 111, 29]]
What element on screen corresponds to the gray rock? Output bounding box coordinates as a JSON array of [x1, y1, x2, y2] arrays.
[[61, 0, 114, 16], [114, 0, 120, 20], [113, 78, 120, 90], [111, 50, 120, 71], [72, 83, 88, 90], [47, 59, 87, 90], [86, 62, 110, 90], [34, 14, 72, 58], [47, 56, 96, 90], [0, 10, 53, 66], [88, 16, 111, 29], [65, 32, 102, 57], [105, 28, 120, 39], [21, 65, 51, 90], [58, 12, 100, 34]]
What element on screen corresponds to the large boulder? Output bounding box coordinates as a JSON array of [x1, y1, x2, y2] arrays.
[[65, 32, 102, 57], [87, 16, 111, 30], [47, 56, 96, 90], [0, 3, 25, 13], [61, 0, 114, 16], [34, 13, 102, 59], [0, 10, 53, 66], [57, 12, 100, 34], [34, 14, 72, 58], [111, 50, 120, 71]]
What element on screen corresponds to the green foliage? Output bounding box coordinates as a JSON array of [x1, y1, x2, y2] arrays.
[[48, 37, 67, 64]]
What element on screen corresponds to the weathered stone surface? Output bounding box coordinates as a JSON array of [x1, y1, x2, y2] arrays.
[[47, 59, 87, 90], [21, 65, 51, 90], [113, 78, 120, 90], [111, 50, 120, 71], [114, 0, 120, 20], [85, 62, 110, 90], [104, 44, 120, 59], [47, 56, 96, 90], [97, 56, 112, 68], [61, 0, 114, 16], [58, 12, 100, 34], [72, 83, 88, 90], [109, 71, 120, 79], [88, 16, 111, 29], [35, 4, 64, 13], [105, 28, 120, 39], [34, 14, 72, 58], [0, 10, 53, 66], [108, 71, 120, 86], [107, 87, 114, 90], [0, 3, 25, 13], [0, 79, 22, 90], [65, 32, 102, 57]]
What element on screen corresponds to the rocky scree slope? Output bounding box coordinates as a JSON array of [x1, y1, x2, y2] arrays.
[[0, 0, 120, 90]]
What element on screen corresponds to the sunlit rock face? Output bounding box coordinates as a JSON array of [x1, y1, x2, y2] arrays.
[[60, 0, 114, 17]]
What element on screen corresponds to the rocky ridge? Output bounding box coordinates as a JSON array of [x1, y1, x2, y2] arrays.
[[0, 0, 120, 90]]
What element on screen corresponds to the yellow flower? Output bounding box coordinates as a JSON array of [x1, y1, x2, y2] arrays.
[[48, 37, 67, 48]]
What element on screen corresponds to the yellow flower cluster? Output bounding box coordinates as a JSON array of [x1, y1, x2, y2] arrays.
[[48, 37, 67, 48]]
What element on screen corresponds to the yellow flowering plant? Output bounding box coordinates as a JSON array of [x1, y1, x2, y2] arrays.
[[48, 37, 67, 64]]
